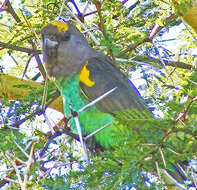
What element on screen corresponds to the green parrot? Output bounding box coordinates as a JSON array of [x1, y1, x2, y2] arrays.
[[41, 21, 192, 190], [41, 21, 148, 149]]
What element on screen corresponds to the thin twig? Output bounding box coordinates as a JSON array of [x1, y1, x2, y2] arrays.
[[39, 131, 63, 157], [84, 10, 98, 17], [131, 55, 195, 70], [153, 43, 175, 85], [82, 1, 89, 15], [0, 41, 41, 54], [15, 157, 26, 165], [191, 170, 197, 188], [155, 161, 162, 182], [0, 22, 10, 28], [118, 37, 149, 57], [23, 143, 34, 188], [74, 116, 89, 162], [5, 153, 25, 190], [43, 112, 55, 134], [84, 122, 111, 140], [181, 18, 197, 42], [25, 136, 39, 151], [188, 79, 197, 86], [12, 108, 43, 128], [148, 14, 177, 41], [161, 169, 186, 190], [93, 0, 104, 33], [0, 176, 19, 184], [66, 5, 100, 45], [118, 14, 178, 57], [41, 78, 48, 111], [93, 0, 115, 60], [141, 143, 156, 146], [58, 0, 67, 18], [22, 54, 34, 79], [175, 96, 197, 123], [30, 41, 46, 79], [8, 51, 19, 65], [20, 9, 40, 44], [14, 141, 29, 159], [1, 0, 21, 22], [78, 87, 117, 113], [165, 147, 182, 156], [0, 165, 24, 173], [159, 148, 166, 168]]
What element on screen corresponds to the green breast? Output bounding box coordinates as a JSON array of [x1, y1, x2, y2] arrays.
[[56, 74, 125, 148]]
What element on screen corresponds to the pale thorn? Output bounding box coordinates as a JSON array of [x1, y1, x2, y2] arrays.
[[78, 87, 117, 114]]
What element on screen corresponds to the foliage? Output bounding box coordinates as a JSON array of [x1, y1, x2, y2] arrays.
[[0, 0, 196, 189], [64, 108, 197, 189]]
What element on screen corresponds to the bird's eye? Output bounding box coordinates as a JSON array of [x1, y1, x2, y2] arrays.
[[49, 34, 57, 41], [62, 32, 70, 41]]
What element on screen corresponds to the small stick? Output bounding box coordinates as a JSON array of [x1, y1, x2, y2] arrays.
[[0, 176, 19, 184], [66, 5, 100, 45], [84, 122, 111, 140], [159, 148, 166, 168], [161, 169, 186, 190], [5, 153, 25, 190], [14, 141, 29, 159], [155, 161, 161, 182], [41, 78, 48, 111], [23, 143, 35, 188], [78, 87, 117, 113], [58, 0, 67, 18], [74, 116, 89, 162], [43, 112, 55, 134]]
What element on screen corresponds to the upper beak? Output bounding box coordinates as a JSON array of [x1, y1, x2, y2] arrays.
[[43, 36, 58, 48], [42, 35, 59, 58]]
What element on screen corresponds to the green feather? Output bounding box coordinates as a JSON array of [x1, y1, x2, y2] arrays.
[[55, 74, 127, 148]]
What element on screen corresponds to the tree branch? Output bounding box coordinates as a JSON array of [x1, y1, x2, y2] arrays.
[[118, 37, 149, 57], [148, 14, 178, 40], [0, 0, 21, 22], [118, 14, 178, 57], [93, 0, 115, 60], [132, 56, 195, 70], [0, 41, 41, 55], [175, 96, 197, 123]]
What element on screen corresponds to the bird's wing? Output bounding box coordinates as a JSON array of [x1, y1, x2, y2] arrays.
[[79, 56, 147, 114]]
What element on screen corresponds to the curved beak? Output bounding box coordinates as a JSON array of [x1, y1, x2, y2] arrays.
[[43, 35, 58, 48], [42, 35, 59, 58]]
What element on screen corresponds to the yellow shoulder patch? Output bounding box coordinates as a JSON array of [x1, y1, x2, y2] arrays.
[[50, 21, 68, 32], [79, 61, 95, 87]]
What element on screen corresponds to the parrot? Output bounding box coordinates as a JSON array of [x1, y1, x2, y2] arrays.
[[41, 21, 193, 190], [41, 21, 148, 149]]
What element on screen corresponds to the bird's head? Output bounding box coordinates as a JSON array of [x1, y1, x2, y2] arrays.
[[41, 21, 94, 79]]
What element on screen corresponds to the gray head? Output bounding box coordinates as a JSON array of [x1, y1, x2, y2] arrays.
[[41, 21, 96, 79]]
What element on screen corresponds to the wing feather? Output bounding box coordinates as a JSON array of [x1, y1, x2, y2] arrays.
[[79, 56, 147, 114]]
